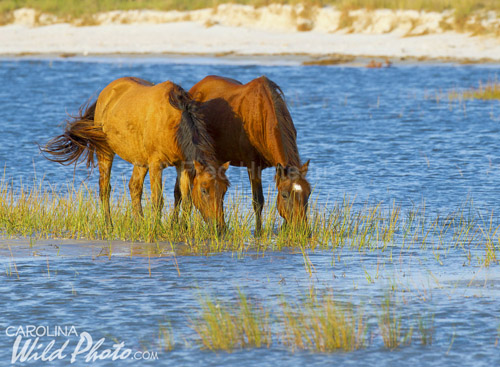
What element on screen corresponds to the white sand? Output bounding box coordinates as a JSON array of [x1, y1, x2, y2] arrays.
[[1, 5, 500, 62]]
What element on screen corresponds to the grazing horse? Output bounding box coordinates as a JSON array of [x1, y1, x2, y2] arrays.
[[174, 75, 310, 233], [42, 77, 230, 230]]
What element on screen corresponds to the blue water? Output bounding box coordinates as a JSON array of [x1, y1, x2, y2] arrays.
[[1, 58, 500, 210], [1, 242, 499, 366], [0, 57, 499, 366]]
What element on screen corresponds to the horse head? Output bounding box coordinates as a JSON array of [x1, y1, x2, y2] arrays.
[[191, 160, 230, 232], [275, 160, 311, 227]]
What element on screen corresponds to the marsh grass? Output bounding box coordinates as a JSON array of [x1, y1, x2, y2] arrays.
[[476, 210, 500, 267], [158, 322, 174, 351], [281, 294, 365, 352], [192, 291, 272, 351], [448, 81, 500, 101], [378, 294, 413, 349], [417, 314, 434, 346], [1, 180, 499, 267], [5, 244, 19, 279], [190, 290, 438, 352], [496, 323, 500, 347]]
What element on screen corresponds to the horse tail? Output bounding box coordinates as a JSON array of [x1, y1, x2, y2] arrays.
[[41, 101, 112, 169], [168, 84, 214, 163]]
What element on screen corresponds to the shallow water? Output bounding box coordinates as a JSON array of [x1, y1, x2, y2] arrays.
[[1, 241, 499, 366], [0, 57, 500, 365], [1, 57, 500, 210]]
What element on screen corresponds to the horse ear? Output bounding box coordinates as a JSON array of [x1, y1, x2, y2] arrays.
[[193, 160, 204, 174], [300, 160, 310, 177], [221, 161, 230, 172], [276, 163, 286, 179]]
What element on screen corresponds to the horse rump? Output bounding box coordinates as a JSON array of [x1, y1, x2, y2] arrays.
[[41, 101, 111, 169]]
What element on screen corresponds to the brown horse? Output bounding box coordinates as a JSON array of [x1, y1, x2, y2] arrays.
[[42, 77, 230, 230], [174, 75, 310, 233]]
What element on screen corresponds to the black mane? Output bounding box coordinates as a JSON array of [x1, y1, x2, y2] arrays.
[[168, 85, 216, 167]]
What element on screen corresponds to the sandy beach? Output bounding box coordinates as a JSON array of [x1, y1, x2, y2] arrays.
[[1, 5, 500, 63]]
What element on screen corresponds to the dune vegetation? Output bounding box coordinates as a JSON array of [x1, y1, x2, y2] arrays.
[[0, 0, 499, 19]]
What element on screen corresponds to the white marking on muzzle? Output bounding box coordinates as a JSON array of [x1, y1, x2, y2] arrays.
[[292, 183, 302, 192]]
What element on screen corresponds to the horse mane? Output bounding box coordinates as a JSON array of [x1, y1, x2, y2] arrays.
[[168, 85, 216, 167], [260, 76, 301, 167]]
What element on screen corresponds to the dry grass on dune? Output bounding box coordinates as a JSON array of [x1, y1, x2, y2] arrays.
[[1, 0, 499, 19]]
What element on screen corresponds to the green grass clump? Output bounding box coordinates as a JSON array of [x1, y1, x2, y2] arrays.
[[0, 179, 405, 252], [449, 81, 500, 101], [334, 0, 499, 17], [0, 0, 216, 17], [192, 291, 272, 351], [281, 294, 365, 352]]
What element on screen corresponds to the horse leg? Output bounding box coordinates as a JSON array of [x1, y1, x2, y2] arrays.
[[173, 167, 182, 221], [149, 162, 164, 218], [179, 167, 193, 223], [98, 154, 114, 227], [129, 165, 148, 218], [248, 166, 264, 236]]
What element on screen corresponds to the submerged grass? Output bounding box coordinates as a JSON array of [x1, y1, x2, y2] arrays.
[[448, 81, 500, 101], [417, 314, 435, 346], [1, 179, 499, 267], [281, 293, 365, 352], [377, 294, 413, 349], [158, 322, 175, 351], [185, 290, 439, 352], [192, 291, 272, 351]]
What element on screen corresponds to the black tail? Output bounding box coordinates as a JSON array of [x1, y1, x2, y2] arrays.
[[41, 101, 112, 169]]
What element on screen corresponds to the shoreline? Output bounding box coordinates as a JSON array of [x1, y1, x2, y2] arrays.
[[1, 50, 499, 67], [1, 5, 499, 64]]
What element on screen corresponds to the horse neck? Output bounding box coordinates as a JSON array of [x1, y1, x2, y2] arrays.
[[261, 79, 301, 168]]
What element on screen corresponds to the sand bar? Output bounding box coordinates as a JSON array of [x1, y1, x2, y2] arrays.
[[1, 5, 500, 63]]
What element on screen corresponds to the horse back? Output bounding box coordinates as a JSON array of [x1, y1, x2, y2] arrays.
[[191, 75, 299, 167], [94, 77, 184, 167]]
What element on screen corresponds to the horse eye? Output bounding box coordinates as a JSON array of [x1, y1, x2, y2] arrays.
[[201, 187, 209, 195], [281, 192, 289, 199]]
